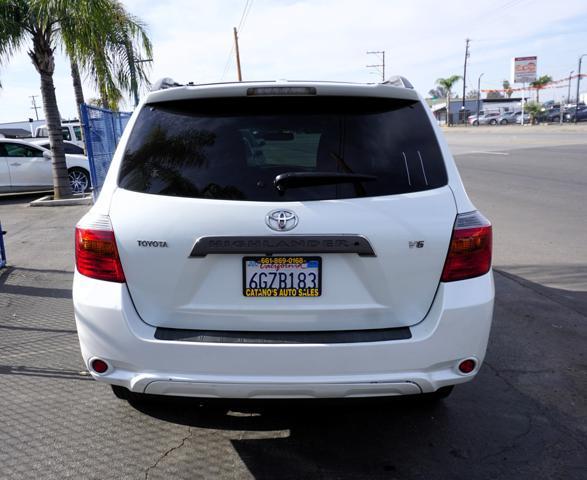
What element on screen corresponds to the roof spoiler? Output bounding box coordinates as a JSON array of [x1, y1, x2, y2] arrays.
[[382, 76, 414, 89], [150, 77, 184, 91]]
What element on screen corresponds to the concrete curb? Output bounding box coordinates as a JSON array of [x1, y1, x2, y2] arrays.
[[29, 194, 93, 207]]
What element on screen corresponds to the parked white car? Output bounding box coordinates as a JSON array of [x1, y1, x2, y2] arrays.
[[34, 122, 84, 149], [0, 138, 91, 193], [73, 79, 494, 402]]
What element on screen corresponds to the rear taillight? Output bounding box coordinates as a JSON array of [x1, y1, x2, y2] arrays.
[[441, 211, 492, 282], [75, 216, 125, 283]]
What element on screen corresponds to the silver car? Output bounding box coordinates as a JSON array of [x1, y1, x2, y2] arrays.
[[470, 112, 501, 126]]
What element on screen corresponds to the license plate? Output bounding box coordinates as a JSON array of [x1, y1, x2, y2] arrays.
[[243, 256, 321, 297]]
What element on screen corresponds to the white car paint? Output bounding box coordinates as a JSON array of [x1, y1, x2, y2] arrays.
[[73, 80, 494, 399], [0, 138, 89, 193]]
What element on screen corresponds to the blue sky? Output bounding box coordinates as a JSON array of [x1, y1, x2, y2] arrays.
[[1, 0, 587, 123]]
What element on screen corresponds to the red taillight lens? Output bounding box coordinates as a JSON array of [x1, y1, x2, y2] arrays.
[[75, 227, 125, 283], [90, 358, 109, 374], [441, 211, 492, 282], [458, 359, 477, 374]]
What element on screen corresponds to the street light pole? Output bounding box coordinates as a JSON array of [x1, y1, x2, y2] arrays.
[[574, 55, 586, 122], [476, 73, 484, 126], [563, 70, 574, 124], [462, 38, 471, 123]]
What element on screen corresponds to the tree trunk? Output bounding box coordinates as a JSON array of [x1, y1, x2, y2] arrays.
[[70, 59, 85, 117], [40, 72, 72, 199], [446, 91, 451, 126], [29, 28, 72, 199], [70, 59, 87, 153]]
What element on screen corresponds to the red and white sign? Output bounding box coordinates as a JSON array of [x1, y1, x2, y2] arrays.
[[512, 56, 537, 84]]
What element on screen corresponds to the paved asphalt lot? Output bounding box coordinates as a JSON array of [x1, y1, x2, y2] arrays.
[[0, 126, 585, 479]]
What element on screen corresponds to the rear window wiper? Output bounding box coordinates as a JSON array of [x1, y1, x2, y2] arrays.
[[274, 171, 377, 193]]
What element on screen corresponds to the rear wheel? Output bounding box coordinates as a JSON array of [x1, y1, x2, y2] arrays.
[[111, 384, 149, 403], [422, 385, 454, 402], [111, 384, 131, 400], [68, 167, 91, 194], [489, 119, 497, 125], [500, 119, 508, 125]]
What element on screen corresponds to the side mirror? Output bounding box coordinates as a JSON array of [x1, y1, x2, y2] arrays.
[[42, 151, 51, 159]]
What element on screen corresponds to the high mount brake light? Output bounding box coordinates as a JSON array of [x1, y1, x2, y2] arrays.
[[246, 86, 317, 96], [75, 216, 125, 283], [441, 211, 492, 282]]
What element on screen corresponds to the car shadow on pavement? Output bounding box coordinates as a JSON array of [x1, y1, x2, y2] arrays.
[[130, 394, 459, 478], [0, 364, 92, 381], [0, 193, 49, 206]]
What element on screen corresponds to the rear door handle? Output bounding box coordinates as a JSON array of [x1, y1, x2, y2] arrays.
[[9, 162, 21, 166]]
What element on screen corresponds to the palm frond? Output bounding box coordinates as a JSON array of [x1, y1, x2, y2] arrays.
[[0, 0, 30, 67]]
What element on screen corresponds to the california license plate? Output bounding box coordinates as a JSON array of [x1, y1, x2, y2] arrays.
[[243, 256, 321, 297]]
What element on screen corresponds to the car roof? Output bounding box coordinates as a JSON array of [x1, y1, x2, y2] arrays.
[[145, 79, 421, 105], [27, 138, 76, 146], [0, 138, 49, 150]]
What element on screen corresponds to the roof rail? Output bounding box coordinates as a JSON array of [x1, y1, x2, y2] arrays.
[[382, 76, 414, 89], [150, 77, 184, 91]]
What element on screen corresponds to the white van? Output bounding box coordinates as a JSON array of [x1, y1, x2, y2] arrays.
[[35, 122, 84, 149]]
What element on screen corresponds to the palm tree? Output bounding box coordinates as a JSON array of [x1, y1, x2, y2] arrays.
[[67, 4, 152, 115], [0, 0, 150, 199], [524, 101, 542, 125], [436, 75, 462, 126], [502, 80, 514, 98], [530, 75, 552, 102]]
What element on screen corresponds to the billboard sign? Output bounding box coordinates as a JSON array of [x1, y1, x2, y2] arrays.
[[512, 56, 537, 83]]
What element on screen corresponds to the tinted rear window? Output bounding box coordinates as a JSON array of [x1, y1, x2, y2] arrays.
[[119, 96, 447, 201]]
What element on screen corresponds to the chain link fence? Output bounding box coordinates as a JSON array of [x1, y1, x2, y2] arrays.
[[80, 104, 132, 199]]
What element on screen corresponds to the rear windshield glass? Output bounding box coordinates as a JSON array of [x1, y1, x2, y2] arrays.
[[118, 96, 447, 201]]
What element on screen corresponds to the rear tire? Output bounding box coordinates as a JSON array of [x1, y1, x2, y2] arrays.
[[489, 119, 497, 125], [422, 385, 454, 402], [500, 119, 508, 125], [111, 384, 131, 400]]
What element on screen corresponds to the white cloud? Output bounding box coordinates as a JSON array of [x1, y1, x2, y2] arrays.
[[2, 0, 587, 122]]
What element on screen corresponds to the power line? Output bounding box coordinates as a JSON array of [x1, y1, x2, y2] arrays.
[[238, 0, 254, 34]]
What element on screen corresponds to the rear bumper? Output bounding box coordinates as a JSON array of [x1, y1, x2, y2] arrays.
[[73, 271, 494, 398]]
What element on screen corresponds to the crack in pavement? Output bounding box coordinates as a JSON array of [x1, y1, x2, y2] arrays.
[[484, 361, 587, 452], [480, 409, 534, 463], [144, 427, 193, 479]]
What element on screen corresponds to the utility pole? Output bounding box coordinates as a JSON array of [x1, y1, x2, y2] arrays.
[[575, 54, 586, 122], [563, 70, 574, 124], [461, 38, 471, 124], [366, 51, 386, 82], [233, 27, 243, 81], [30, 95, 40, 120], [476, 73, 484, 126]]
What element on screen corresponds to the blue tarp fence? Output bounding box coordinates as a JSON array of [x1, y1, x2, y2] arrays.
[[0, 221, 6, 268], [80, 104, 132, 199]]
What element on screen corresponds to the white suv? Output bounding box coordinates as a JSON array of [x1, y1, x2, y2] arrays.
[[73, 79, 494, 401]]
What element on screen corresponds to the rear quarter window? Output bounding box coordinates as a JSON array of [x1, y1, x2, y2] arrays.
[[118, 96, 447, 201]]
